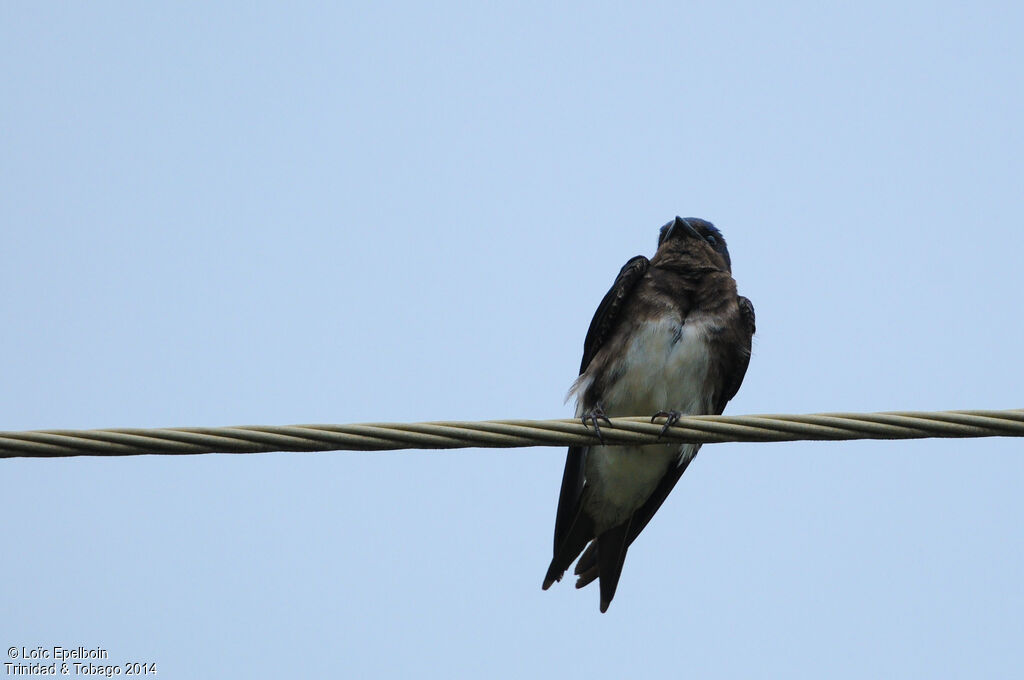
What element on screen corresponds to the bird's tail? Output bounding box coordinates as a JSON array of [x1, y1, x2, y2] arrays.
[[542, 510, 593, 591], [573, 542, 600, 589], [550, 519, 633, 613], [594, 521, 631, 613]]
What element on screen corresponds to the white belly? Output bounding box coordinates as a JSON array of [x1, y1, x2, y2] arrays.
[[579, 316, 714, 531], [600, 315, 714, 417]]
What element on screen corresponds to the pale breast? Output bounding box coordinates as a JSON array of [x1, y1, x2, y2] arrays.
[[578, 315, 715, 531], [599, 315, 715, 418]]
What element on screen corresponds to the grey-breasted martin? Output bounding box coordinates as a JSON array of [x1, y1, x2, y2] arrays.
[[543, 217, 755, 612]]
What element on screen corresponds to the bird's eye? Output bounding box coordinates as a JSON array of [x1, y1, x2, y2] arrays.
[[705, 234, 717, 246]]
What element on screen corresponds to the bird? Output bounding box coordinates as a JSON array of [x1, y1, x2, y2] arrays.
[[542, 216, 755, 612]]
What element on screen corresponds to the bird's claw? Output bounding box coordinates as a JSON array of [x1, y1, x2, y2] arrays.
[[581, 405, 613, 444], [651, 410, 683, 440]]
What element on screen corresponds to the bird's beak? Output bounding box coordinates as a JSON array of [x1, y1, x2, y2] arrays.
[[672, 216, 701, 240]]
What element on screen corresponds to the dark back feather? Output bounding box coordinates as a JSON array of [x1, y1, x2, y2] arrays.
[[579, 255, 650, 373]]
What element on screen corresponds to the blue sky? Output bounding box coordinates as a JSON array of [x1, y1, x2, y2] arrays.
[[3, 2, 1022, 677]]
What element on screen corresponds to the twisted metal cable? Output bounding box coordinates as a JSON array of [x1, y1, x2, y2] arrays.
[[2, 409, 1022, 459]]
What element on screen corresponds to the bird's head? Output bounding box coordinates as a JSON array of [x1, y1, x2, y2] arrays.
[[657, 216, 732, 272]]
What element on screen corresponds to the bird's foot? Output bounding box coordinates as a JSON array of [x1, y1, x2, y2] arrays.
[[581, 404, 613, 444], [651, 410, 683, 440]]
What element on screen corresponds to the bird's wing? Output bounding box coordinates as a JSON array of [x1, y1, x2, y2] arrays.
[[545, 255, 649, 584], [574, 294, 756, 588], [578, 255, 651, 373], [716, 295, 756, 412]]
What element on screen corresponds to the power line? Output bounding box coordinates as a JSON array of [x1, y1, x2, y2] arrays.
[[1, 408, 1022, 459]]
